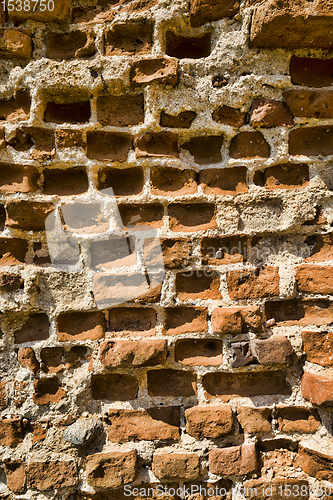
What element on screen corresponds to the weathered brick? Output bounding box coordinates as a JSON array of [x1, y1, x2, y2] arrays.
[[151, 167, 197, 196], [299, 445, 333, 482], [301, 372, 333, 406], [296, 265, 333, 294], [152, 452, 200, 480], [0, 418, 24, 447], [43, 167, 88, 196], [0, 381, 6, 409], [181, 136, 223, 164], [0, 273, 23, 291], [209, 445, 258, 476], [64, 346, 87, 369], [250, 0, 333, 48], [17, 347, 40, 373], [227, 267, 280, 300], [236, 407, 272, 434], [135, 132, 179, 158], [0, 89, 30, 122], [108, 407, 180, 442], [201, 236, 247, 266], [265, 299, 333, 327], [250, 99, 294, 127], [243, 480, 309, 500], [97, 94, 144, 126], [160, 110, 196, 128], [0, 163, 38, 193], [283, 90, 333, 119], [40, 347, 63, 374], [253, 163, 309, 190], [56, 129, 84, 148], [86, 451, 137, 489], [46, 30, 95, 59], [212, 105, 246, 127], [57, 311, 105, 341], [144, 238, 192, 270], [98, 167, 144, 196], [275, 406, 320, 433], [8, 0, 70, 23], [163, 306, 208, 335], [212, 306, 262, 334], [176, 271, 221, 300], [33, 376, 66, 405], [165, 32, 211, 59], [130, 58, 178, 86], [91, 374, 139, 401], [100, 339, 167, 367], [13, 126, 55, 160], [105, 22, 152, 56], [229, 131, 270, 159], [3, 460, 25, 493], [86, 132, 132, 161], [190, 0, 239, 27], [119, 204, 164, 229], [60, 202, 108, 234], [107, 307, 156, 335], [0, 29, 32, 59], [302, 330, 333, 366], [290, 56, 333, 88], [175, 339, 222, 366], [231, 334, 293, 368], [289, 127, 333, 156], [169, 203, 216, 232], [5, 200, 54, 232], [27, 461, 77, 491], [306, 233, 333, 262], [14, 313, 49, 344], [185, 405, 233, 439], [203, 370, 291, 399], [199, 167, 248, 195], [147, 369, 196, 397]]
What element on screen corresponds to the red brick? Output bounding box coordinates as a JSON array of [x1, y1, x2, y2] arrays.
[[100, 339, 167, 367], [229, 131, 270, 159], [299, 445, 333, 482], [0, 381, 6, 409], [32, 420, 49, 442], [275, 406, 320, 433], [250, 0, 333, 49], [250, 99, 294, 127], [181, 135, 223, 164], [8, 0, 70, 23], [87, 132, 132, 161], [33, 376, 66, 405], [130, 57, 178, 86], [253, 163, 309, 190], [199, 167, 248, 195], [0, 273, 23, 291], [44, 101, 90, 124], [227, 267, 279, 300], [40, 347, 63, 374], [0, 29, 32, 60], [243, 480, 309, 500], [27, 461, 77, 491], [46, 30, 95, 59], [236, 406, 271, 434], [0, 418, 24, 447], [209, 445, 257, 476], [91, 374, 139, 401], [150, 167, 197, 196], [64, 346, 87, 369], [212, 105, 246, 127], [303, 330, 333, 366], [60, 202, 108, 235], [56, 129, 84, 148], [98, 167, 144, 196], [119, 204, 164, 229], [0, 163, 38, 193], [169, 203, 216, 232], [0, 89, 30, 122], [135, 132, 179, 158], [306, 233, 333, 262], [296, 265, 333, 294], [12, 126, 55, 160], [147, 369, 196, 397], [175, 339, 222, 366], [301, 371, 333, 406], [265, 299, 333, 327], [105, 22, 152, 56], [57, 311, 105, 341], [203, 370, 291, 400], [201, 236, 247, 266], [43, 167, 88, 196], [97, 94, 144, 126], [163, 307, 208, 335], [212, 306, 262, 334], [17, 347, 40, 373], [290, 56, 333, 88], [231, 334, 292, 368], [107, 307, 156, 336], [176, 271, 221, 300], [3, 460, 25, 493], [283, 89, 333, 119], [152, 452, 199, 480], [160, 110, 196, 128], [165, 32, 211, 59], [14, 313, 49, 344], [108, 407, 180, 442], [5, 200, 54, 232], [144, 238, 192, 270], [86, 451, 137, 489], [289, 126, 333, 156], [190, 0, 239, 27], [185, 405, 233, 439]]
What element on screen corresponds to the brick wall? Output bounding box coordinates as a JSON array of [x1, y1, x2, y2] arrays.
[[0, 0, 332, 497]]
